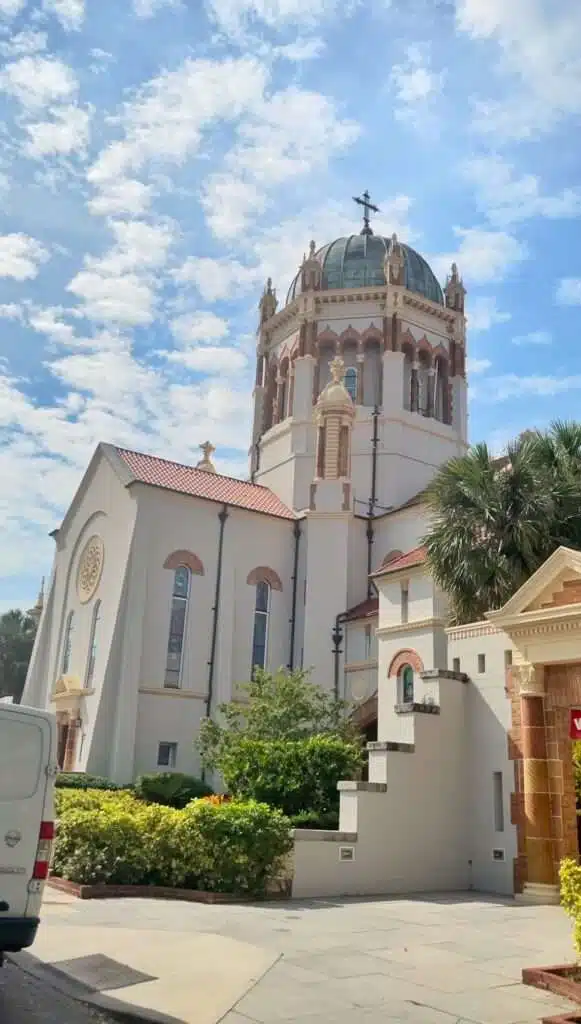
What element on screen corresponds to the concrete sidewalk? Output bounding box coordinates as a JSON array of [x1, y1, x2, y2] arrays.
[[12, 886, 580, 1024]]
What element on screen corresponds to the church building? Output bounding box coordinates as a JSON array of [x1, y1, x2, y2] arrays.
[[30, 196, 580, 903]]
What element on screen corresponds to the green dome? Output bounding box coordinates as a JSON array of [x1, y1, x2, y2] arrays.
[[286, 234, 444, 306]]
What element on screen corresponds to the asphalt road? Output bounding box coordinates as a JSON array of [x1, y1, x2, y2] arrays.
[[0, 959, 114, 1024]]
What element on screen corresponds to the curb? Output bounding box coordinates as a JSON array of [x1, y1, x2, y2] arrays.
[[9, 950, 185, 1024]]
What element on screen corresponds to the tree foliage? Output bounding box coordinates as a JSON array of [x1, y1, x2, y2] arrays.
[[198, 667, 357, 772], [423, 422, 581, 624], [0, 608, 37, 702]]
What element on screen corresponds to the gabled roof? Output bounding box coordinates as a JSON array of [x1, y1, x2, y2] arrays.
[[343, 596, 379, 622], [111, 446, 296, 520], [487, 545, 581, 624], [370, 545, 427, 579]]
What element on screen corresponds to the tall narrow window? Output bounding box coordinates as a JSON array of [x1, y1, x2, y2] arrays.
[[399, 665, 414, 704], [364, 624, 372, 660], [62, 611, 74, 674], [165, 566, 190, 688], [401, 582, 409, 624], [344, 366, 357, 402], [493, 771, 504, 832], [251, 580, 271, 673], [85, 600, 101, 687]]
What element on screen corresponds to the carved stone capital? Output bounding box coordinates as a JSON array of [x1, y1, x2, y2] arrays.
[[514, 663, 544, 698]]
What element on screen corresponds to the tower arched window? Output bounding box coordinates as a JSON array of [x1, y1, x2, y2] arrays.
[[417, 353, 431, 416], [344, 366, 357, 402], [165, 566, 190, 688], [251, 581, 271, 674], [62, 611, 74, 674], [398, 664, 414, 704], [85, 600, 101, 687], [402, 348, 413, 411]]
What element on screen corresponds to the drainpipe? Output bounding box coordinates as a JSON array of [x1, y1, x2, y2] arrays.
[[206, 503, 229, 721], [250, 440, 261, 484], [332, 612, 348, 701], [288, 519, 301, 670], [366, 404, 380, 597]]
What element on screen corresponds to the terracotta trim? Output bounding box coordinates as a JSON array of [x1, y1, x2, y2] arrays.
[[388, 648, 424, 678], [246, 566, 283, 591], [163, 550, 205, 575]]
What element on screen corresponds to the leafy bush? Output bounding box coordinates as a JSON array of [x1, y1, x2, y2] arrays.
[[218, 735, 363, 817], [198, 667, 358, 773], [573, 743, 581, 803], [56, 772, 122, 791], [134, 772, 212, 809], [289, 809, 339, 831], [560, 857, 581, 959], [176, 799, 292, 896], [53, 790, 291, 896]]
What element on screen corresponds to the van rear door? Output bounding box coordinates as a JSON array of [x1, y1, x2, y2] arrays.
[[0, 706, 53, 919]]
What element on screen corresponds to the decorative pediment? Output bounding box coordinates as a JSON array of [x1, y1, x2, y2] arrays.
[[487, 546, 581, 626]]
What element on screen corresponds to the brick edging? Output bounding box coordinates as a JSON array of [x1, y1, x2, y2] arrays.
[[47, 876, 288, 904], [523, 964, 581, 1006]]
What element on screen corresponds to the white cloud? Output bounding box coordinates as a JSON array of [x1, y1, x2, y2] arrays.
[[462, 155, 581, 226], [133, 0, 180, 15], [206, 0, 355, 36], [24, 104, 90, 158], [87, 179, 154, 217], [0, 29, 47, 57], [174, 256, 260, 302], [164, 346, 247, 373], [28, 307, 77, 346], [466, 296, 511, 332], [467, 357, 492, 375], [0, 0, 26, 15], [390, 45, 445, 127], [0, 303, 24, 320], [170, 311, 230, 345], [473, 373, 581, 402], [66, 219, 175, 326], [556, 278, 581, 306], [88, 57, 267, 186], [43, 0, 85, 30], [432, 227, 527, 285], [0, 55, 77, 110], [275, 37, 325, 61], [201, 177, 266, 240], [511, 330, 552, 346], [0, 234, 49, 280], [455, 0, 581, 139]]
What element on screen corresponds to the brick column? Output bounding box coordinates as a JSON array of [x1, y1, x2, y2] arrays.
[[517, 664, 559, 903], [63, 715, 80, 772]]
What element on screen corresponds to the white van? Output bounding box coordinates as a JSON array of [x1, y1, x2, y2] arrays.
[[0, 702, 57, 964]]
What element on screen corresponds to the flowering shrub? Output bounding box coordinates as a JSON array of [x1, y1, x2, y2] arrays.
[[53, 791, 291, 896], [560, 857, 581, 958]]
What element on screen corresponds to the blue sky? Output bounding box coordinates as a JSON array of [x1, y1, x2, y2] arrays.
[[0, 0, 580, 612]]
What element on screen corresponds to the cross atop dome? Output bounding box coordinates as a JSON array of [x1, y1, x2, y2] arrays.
[[196, 441, 216, 473], [353, 190, 380, 236]]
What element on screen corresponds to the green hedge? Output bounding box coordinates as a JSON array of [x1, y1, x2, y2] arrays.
[[219, 735, 363, 817], [133, 772, 212, 808], [54, 791, 292, 896], [55, 773, 123, 791]]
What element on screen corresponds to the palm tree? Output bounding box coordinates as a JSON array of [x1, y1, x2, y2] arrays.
[[423, 423, 581, 624]]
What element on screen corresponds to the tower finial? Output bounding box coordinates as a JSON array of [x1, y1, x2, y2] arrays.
[[353, 190, 380, 236], [196, 441, 216, 473]]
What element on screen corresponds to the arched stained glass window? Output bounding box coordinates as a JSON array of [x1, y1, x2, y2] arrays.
[[85, 600, 101, 687], [344, 366, 357, 402], [165, 566, 190, 688], [251, 581, 271, 673], [398, 664, 414, 704], [62, 611, 74, 674]]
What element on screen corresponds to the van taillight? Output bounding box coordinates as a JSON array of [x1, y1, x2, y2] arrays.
[[33, 821, 54, 880]]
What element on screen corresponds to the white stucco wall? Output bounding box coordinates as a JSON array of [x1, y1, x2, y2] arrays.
[[448, 623, 517, 895]]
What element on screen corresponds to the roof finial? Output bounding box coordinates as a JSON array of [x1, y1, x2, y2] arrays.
[[353, 190, 380, 236], [196, 441, 216, 473], [330, 355, 345, 384]]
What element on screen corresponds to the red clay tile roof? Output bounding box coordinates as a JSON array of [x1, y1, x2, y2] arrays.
[[114, 447, 295, 520], [343, 596, 379, 622], [370, 545, 427, 578]]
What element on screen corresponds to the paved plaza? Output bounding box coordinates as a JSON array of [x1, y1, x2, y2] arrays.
[[15, 888, 579, 1023]]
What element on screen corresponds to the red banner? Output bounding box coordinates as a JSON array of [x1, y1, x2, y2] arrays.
[[570, 710, 581, 740]]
